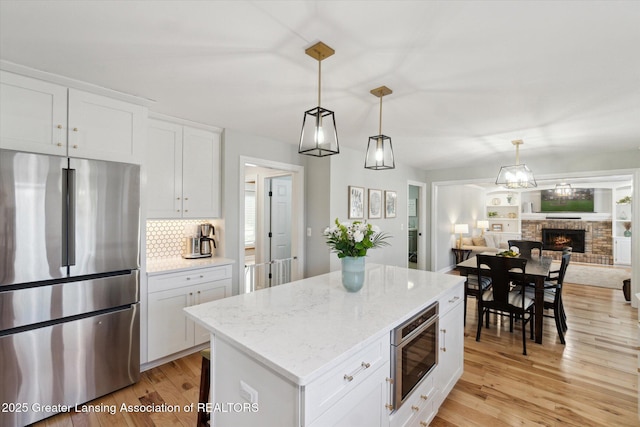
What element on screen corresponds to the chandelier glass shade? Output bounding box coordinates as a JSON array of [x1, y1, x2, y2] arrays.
[[495, 139, 537, 188], [555, 182, 572, 197]]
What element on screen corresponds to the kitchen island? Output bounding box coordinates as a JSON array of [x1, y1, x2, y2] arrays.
[[184, 264, 464, 427]]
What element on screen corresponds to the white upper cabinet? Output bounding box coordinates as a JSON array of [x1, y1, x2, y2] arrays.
[[182, 126, 221, 218], [0, 71, 68, 155], [146, 117, 221, 219], [147, 120, 183, 218], [0, 70, 145, 164], [67, 89, 144, 163]]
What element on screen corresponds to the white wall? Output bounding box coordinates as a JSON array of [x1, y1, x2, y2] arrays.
[[433, 183, 486, 272]]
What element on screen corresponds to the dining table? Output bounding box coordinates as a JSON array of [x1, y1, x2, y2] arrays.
[[456, 252, 553, 344]]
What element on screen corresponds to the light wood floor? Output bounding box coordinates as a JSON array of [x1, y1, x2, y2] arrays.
[[32, 282, 638, 427]]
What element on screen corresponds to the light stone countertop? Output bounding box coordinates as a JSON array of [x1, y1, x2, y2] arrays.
[[184, 263, 464, 385], [146, 256, 235, 275]]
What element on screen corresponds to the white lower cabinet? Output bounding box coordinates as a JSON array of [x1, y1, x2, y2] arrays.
[[309, 361, 391, 427], [614, 237, 631, 265], [389, 375, 435, 427], [147, 265, 231, 361], [434, 284, 464, 409]]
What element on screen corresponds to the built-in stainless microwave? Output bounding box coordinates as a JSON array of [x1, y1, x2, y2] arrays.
[[390, 302, 439, 411]]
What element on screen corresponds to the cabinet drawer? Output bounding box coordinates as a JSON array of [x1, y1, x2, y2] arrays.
[[148, 265, 232, 293], [389, 374, 435, 427], [304, 334, 390, 423], [439, 281, 464, 316]]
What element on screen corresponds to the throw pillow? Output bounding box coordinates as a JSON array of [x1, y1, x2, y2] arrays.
[[472, 237, 487, 246], [483, 234, 495, 248], [461, 237, 474, 246]]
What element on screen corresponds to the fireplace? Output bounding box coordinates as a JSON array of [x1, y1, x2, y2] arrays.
[[542, 228, 586, 253]]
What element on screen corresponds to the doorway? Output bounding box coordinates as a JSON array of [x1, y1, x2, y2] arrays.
[[240, 158, 304, 293], [408, 181, 427, 270]]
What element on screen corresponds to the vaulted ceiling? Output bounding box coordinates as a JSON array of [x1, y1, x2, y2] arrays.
[[1, 1, 639, 171]]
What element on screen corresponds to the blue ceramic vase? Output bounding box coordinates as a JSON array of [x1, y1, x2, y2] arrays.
[[341, 256, 365, 292]]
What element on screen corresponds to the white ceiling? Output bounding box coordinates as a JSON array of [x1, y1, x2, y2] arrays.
[[1, 1, 639, 172]]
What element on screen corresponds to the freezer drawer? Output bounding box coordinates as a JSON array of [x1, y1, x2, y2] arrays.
[[0, 303, 140, 427], [0, 271, 139, 331]]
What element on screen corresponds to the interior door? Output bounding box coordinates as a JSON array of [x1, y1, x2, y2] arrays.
[[266, 175, 292, 286]]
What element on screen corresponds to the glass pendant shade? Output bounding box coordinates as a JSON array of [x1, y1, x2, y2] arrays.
[[495, 139, 537, 188], [299, 41, 339, 157], [365, 85, 395, 170], [299, 106, 339, 157], [364, 135, 395, 169]]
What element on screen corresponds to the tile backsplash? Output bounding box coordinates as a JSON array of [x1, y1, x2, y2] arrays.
[[146, 219, 211, 259]]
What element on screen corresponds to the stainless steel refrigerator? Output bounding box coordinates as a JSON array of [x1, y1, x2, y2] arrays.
[[0, 148, 140, 427]]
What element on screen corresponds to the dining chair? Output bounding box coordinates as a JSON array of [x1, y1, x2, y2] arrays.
[[525, 251, 571, 344], [476, 254, 534, 355], [508, 240, 543, 258], [463, 274, 492, 326]]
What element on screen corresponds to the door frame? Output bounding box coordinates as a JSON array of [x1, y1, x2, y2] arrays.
[[408, 180, 427, 270], [238, 156, 304, 293]]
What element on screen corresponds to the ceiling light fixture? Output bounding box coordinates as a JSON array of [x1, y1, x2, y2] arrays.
[[555, 182, 572, 197], [364, 86, 395, 170], [495, 139, 537, 188], [298, 41, 339, 157]]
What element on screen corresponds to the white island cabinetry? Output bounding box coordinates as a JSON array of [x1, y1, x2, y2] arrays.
[[185, 264, 464, 427]]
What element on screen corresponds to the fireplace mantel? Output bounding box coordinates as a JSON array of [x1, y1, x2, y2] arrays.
[[521, 212, 611, 221]]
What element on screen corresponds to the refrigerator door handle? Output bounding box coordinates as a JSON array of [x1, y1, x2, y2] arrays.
[[65, 168, 76, 267]]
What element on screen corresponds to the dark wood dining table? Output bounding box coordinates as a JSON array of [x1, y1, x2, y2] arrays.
[[456, 252, 553, 344]]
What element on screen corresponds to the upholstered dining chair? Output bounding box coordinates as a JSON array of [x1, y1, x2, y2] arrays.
[[525, 251, 571, 344], [476, 254, 534, 355], [508, 240, 543, 259]]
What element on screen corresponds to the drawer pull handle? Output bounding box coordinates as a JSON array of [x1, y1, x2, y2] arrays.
[[420, 394, 428, 400], [385, 403, 394, 410], [420, 422, 428, 426], [448, 296, 460, 303], [411, 405, 420, 412], [343, 361, 371, 382]]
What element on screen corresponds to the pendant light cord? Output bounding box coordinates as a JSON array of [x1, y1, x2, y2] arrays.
[[317, 60, 322, 108], [378, 95, 383, 135]]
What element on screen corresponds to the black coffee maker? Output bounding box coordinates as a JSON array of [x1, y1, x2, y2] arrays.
[[199, 223, 216, 257]]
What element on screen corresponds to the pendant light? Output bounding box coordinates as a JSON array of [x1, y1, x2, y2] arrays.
[[365, 86, 395, 170], [299, 41, 339, 157], [555, 182, 572, 197], [495, 139, 537, 188]]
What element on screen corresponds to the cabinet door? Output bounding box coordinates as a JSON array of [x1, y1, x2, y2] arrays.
[[193, 279, 231, 345], [436, 299, 464, 405], [147, 287, 193, 361], [68, 89, 144, 163], [0, 71, 68, 155], [182, 126, 221, 218], [309, 361, 390, 427], [614, 238, 631, 265], [147, 120, 183, 218]]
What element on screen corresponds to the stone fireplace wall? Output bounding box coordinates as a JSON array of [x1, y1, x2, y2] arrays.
[[521, 220, 612, 265]]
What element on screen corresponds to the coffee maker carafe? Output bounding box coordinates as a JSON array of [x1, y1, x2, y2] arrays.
[[199, 223, 216, 257]]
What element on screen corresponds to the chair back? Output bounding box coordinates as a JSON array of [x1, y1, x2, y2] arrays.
[[477, 255, 527, 309], [508, 240, 543, 258], [556, 252, 571, 286]]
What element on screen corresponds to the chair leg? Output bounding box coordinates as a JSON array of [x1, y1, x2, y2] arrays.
[[476, 303, 483, 341], [522, 316, 527, 356], [463, 293, 468, 326], [197, 353, 211, 427], [554, 303, 566, 345]]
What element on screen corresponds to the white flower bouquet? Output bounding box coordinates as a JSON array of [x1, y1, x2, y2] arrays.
[[323, 218, 390, 258]]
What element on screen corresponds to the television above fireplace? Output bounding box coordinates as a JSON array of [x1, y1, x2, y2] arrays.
[[542, 228, 586, 253], [540, 188, 594, 213]]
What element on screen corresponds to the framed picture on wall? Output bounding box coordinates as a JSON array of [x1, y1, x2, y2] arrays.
[[385, 190, 397, 218], [491, 223, 503, 232], [368, 189, 382, 219], [348, 186, 365, 219]]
